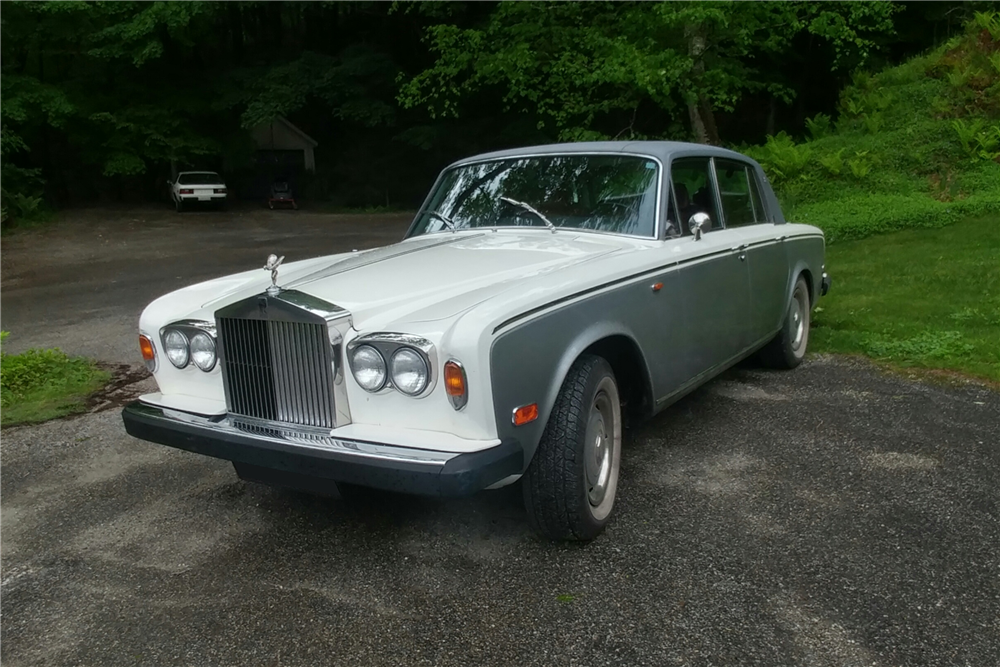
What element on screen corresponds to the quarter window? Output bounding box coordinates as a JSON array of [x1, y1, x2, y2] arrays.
[[715, 160, 764, 227]]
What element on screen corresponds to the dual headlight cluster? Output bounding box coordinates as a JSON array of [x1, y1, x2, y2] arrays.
[[349, 339, 431, 396], [161, 322, 217, 372]]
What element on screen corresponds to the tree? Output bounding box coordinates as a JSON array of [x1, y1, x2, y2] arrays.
[[400, 1, 899, 144]]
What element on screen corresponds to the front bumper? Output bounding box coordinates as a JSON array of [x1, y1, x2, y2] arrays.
[[122, 402, 523, 497]]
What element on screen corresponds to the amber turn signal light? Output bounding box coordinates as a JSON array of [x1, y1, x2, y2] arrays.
[[444, 361, 468, 410], [512, 403, 538, 426], [139, 334, 156, 371], [139, 335, 154, 360]]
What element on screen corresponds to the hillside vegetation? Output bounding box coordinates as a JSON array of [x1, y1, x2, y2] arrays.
[[745, 11, 1000, 243]]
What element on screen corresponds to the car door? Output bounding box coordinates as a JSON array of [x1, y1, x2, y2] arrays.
[[713, 159, 789, 347], [666, 157, 753, 388]]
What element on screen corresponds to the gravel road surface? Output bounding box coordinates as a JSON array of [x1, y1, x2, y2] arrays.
[[2, 206, 998, 666]]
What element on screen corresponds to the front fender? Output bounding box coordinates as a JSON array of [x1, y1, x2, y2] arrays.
[[490, 309, 652, 469]]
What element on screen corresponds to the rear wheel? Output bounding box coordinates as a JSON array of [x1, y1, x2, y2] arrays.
[[522, 355, 621, 541], [174, 197, 183, 213], [759, 275, 811, 369]]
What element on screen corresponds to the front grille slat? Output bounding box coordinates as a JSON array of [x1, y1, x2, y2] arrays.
[[219, 314, 335, 430]]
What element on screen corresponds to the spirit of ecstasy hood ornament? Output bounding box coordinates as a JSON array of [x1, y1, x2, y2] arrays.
[[263, 253, 285, 295]]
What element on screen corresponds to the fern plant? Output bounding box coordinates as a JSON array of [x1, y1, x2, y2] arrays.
[[805, 113, 832, 140], [818, 149, 845, 176], [847, 151, 872, 180], [973, 10, 1000, 41]]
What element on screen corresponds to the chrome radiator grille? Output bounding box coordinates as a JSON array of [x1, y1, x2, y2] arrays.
[[218, 317, 336, 429]]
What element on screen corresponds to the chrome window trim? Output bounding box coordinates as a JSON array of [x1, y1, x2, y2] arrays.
[[347, 333, 437, 398], [407, 151, 664, 241]]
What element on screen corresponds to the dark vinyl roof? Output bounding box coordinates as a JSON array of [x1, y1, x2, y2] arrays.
[[449, 141, 753, 168]]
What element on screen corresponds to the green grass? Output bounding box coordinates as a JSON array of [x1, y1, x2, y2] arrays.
[[811, 216, 1000, 383], [0, 333, 111, 427]]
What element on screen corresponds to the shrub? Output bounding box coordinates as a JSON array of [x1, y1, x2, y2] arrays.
[[744, 132, 812, 183], [805, 113, 832, 140], [818, 149, 845, 176]]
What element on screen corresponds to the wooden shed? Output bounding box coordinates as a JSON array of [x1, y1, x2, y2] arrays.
[[250, 117, 318, 173]]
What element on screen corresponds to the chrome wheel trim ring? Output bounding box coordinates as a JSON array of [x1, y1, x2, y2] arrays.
[[584, 376, 621, 522], [790, 284, 809, 354]]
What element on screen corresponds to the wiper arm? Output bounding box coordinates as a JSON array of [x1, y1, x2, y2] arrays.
[[499, 196, 556, 232], [427, 210, 456, 231]]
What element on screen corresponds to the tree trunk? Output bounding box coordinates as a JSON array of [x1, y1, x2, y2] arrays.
[[685, 24, 720, 145], [687, 101, 710, 144]]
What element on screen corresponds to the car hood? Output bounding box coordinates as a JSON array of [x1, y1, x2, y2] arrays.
[[192, 231, 630, 331]]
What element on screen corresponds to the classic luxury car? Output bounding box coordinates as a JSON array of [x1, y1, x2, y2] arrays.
[[123, 141, 830, 541], [168, 171, 228, 212]]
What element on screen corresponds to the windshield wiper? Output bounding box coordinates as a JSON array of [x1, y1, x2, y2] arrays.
[[427, 210, 456, 231], [499, 196, 556, 232]]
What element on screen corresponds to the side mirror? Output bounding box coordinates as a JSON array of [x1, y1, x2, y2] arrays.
[[689, 212, 711, 241]]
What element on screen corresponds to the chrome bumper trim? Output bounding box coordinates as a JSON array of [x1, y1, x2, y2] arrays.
[[146, 403, 458, 467]]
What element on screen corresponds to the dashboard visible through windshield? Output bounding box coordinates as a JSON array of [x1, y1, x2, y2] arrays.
[[410, 154, 660, 238]]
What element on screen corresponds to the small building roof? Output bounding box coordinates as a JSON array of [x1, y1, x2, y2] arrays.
[[275, 117, 318, 148]]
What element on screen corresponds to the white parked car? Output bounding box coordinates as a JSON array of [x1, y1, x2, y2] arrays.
[[124, 142, 829, 541], [168, 171, 228, 212]]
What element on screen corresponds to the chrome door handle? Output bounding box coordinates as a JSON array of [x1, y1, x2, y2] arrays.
[[739, 253, 747, 261]]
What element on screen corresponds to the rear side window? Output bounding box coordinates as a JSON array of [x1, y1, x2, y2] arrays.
[[714, 159, 761, 227]]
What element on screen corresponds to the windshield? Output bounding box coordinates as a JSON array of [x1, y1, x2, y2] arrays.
[[410, 154, 660, 237], [177, 173, 222, 185]]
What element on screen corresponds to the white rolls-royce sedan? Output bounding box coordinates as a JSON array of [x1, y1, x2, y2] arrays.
[[123, 142, 830, 541]]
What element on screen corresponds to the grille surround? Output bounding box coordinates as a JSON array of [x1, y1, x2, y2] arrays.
[[216, 292, 349, 430]]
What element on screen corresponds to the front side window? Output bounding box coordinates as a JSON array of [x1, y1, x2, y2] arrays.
[[715, 160, 763, 227], [410, 154, 660, 238], [671, 158, 720, 235]]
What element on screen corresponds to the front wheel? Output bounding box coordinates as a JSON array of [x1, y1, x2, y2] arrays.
[[522, 355, 622, 541], [759, 275, 811, 369]]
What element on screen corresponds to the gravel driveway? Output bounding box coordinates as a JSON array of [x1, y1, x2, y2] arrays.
[[2, 206, 999, 666]]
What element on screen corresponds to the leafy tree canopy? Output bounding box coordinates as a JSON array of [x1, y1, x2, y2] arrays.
[[400, 1, 899, 143]]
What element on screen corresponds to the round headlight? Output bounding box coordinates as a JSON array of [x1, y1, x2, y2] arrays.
[[390, 347, 429, 396], [163, 329, 189, 368], [351, 345, 387, 392], [189, 332, 217, 371]]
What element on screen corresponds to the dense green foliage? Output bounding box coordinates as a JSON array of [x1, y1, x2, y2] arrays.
[[0, 1, 987, 219], [744, 13, 1000, 242], [0, 332, 111, 426], [399, 1, 898, 142], [811, 216, 1000, 383]]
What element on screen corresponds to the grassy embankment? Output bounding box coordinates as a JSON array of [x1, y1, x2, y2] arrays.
[[0, 332, 110, 427], [744, 13, 1000, 383]]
